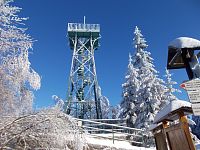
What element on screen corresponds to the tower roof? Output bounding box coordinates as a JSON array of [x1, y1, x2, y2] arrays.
[[67, 23, 100, 50], [68, 23, 100, 38]]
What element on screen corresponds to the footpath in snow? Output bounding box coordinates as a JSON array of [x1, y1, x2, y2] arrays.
[[86, 135, 155, 150]]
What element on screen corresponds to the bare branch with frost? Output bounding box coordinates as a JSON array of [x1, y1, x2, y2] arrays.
[[0, 107, 88, 149]]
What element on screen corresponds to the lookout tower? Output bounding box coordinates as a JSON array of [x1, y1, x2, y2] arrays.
[[65, 17, 102, 119]]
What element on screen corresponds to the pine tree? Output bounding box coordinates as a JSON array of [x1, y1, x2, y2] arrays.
[[120, 53, 139, 127], [132, 26, 166, 129], [0, 0, 40, 116], [164, 68, 181, 102], [98, 86, 110, 119], [111, 104, 121, 119]]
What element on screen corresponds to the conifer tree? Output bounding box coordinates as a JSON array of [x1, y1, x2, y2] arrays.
[[111, 104, 121, 119], [120, 53, 139, 127], [132, 26, 166, 129], [98, 86, 110, 119], [164, 68, 181, 102]]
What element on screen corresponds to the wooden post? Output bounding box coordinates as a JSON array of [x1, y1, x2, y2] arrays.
[[162, 121, 170, 150], [178, 111, 196, 150], [181, 49, 194, 80]]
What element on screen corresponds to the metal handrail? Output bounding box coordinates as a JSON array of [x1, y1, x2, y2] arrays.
[[74, 118, 144, 145], [82, 125, 143, 138], [75, 118, 143, 131]]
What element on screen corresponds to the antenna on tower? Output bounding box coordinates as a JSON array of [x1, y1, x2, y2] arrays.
[[84, 16, 86, 24]]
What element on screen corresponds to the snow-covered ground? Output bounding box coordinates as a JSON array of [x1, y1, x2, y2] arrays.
[[86, 133, 199, 150], [196, 144, 200, 150], [86, 134, 155, 150]]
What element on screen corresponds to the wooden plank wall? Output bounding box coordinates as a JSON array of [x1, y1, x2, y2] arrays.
[[165, 124, 190, 150], [154, 123, 196, 150], [154, 131, 168, 150]]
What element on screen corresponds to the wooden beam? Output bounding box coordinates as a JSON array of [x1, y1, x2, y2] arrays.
[[178, 111, 196, 150]]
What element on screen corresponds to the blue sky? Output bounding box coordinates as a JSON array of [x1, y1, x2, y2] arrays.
[[13, 0, 200, 108]]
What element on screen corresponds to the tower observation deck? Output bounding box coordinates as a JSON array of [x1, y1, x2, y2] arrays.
[[66, 19, 102, 119]]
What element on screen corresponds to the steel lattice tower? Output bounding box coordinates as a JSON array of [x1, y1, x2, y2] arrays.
[[65, 18, 102, 119]]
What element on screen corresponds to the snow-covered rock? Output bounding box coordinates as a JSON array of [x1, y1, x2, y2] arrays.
[[154, 99, 192, 124], [169, 37, 200, 49]]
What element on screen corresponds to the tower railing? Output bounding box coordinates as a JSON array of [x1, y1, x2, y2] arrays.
[[68, 23, 100, 32]]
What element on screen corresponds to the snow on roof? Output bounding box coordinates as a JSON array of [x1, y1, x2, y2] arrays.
[[196, 143, 200, 150], [188, 118, 196, 126], [169, 37, 200, 49], [149, 122, 162, 131], [154, 99, 192, 124]]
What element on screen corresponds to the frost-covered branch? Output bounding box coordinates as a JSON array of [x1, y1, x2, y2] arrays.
[[0, 107, 88, 149], [0, 0, 40, 116]]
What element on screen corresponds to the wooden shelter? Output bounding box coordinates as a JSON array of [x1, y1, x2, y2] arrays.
[[151, 100, 195, 150]]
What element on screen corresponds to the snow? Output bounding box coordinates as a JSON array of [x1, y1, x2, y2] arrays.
[[191, 116, 200, 140], [169, 37, 200, 49], [86, 134, 155, 150], [154, 99, 192, 124], [148, 124, 158, 131], [149, 123, 162, 131], [188, 118, 196, 125], [196, 143, 200, 150], [0, 107, 87, 149]]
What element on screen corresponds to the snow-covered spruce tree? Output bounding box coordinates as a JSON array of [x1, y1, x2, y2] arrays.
[[111, 104, 121, 119], [0, 0, 40, 116], [120, 53, 139, 128], [164, 68, 181, 102], [98, 86, 110, 119], [128, 26, 168, 146], [132, 26, 167, 130]]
